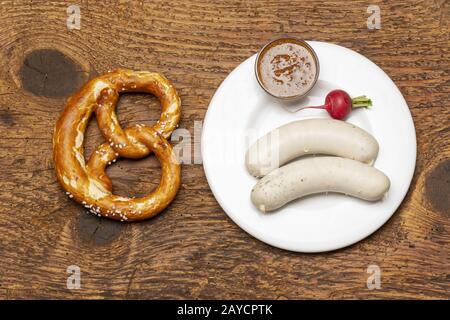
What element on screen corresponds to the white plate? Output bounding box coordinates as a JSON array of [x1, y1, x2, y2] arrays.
[[201, 41, 416, 252]]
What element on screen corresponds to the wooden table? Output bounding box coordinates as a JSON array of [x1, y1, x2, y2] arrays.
[[0, 0, 448, 299]]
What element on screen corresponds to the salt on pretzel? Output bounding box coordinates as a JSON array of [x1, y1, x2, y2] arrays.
[[53, 69, 181, 221]]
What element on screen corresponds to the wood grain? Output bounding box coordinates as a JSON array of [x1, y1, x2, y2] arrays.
[[0, 0, 448, 299]]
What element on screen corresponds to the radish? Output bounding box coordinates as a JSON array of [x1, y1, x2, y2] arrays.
[[297, 90, 372, 120]]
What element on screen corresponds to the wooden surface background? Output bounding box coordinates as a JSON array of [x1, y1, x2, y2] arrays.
[[0, 0, 448, 299]]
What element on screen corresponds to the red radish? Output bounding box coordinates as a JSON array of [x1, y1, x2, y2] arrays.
[[297, 89, 373, 120]]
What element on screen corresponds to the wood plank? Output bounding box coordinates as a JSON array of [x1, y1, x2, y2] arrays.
[[0, 0, 448, 299]]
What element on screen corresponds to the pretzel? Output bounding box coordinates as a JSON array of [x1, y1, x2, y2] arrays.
[[53, 69, 181, 221]]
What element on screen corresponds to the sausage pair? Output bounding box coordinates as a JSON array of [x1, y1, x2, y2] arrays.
[[245, 119, 390, 212]]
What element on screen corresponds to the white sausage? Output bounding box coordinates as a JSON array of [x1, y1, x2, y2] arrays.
[[246, 119, 379, 177], [251, 156, 390, 212]]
